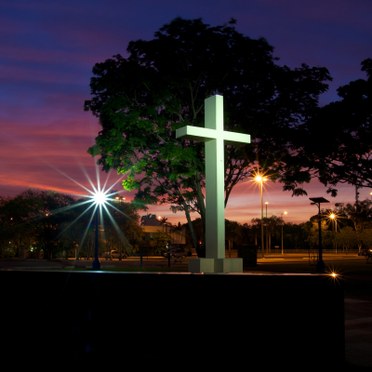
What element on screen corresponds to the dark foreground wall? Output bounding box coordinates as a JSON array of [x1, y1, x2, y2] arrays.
[[1, 271, 344, 369]]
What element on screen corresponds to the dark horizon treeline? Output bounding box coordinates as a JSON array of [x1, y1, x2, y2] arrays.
[[0, 188, 370, 260]]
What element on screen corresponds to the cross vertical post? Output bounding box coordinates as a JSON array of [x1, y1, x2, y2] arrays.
[[205, 95, 225, 259], [176, 95, 250, 272]]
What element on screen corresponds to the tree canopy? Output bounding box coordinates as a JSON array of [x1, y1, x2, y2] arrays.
[[0, 189, 141, 259], [301, 58, 372, 197], [84, 17, 331, 248]]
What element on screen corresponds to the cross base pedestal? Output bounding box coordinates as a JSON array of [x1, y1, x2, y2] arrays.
[[188, 257, 243, 273]]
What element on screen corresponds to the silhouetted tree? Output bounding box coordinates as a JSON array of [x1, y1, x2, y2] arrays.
[[0, 189, 75, 258], [0, 189, 144, 259], [84, 17, 331, 250], [301, 58, 372, 197], [334, 198, 372, 253]]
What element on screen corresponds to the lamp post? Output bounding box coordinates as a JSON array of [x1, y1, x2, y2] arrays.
[[265, 202, 269, 253], [329, 212, 338, 254], [254, 174, 267, 258], [92, 207, 101, 270], [281, 211, 288, 255], [91, 190, 108, 270], [309, 197, 329, 273]]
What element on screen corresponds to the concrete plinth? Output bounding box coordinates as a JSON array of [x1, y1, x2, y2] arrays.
[[188, 257, 243, 273]]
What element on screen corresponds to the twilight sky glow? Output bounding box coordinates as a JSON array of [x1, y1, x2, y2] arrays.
[[1, 0, 371, 225]]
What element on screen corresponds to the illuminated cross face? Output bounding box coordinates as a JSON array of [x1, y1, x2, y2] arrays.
[[176, 95, 250, 260]]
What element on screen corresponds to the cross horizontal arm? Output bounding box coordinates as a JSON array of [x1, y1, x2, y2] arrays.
[[176, 126, 216, 141], [224, 132, 251, 145], [176, 125, 250, 144]]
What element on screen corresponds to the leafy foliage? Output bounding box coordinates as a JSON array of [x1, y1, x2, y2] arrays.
[[0, 189, 142, 259], [301, 58, 372, 196], [84, 17, 331, 241]]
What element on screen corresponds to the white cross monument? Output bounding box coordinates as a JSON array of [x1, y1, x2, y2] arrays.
[[176, 94, 251, 273]]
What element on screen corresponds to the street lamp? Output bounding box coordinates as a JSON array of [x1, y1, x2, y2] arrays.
[[281, 211, 288, 255], [115, 195, 126, 203], [309, 197, 330, 273], [329, 212, 338, 254], [92, 208, 100, 270], [265, 202, 269, 253], [91, 190, 108, 270], [254, 174, 267, 257]]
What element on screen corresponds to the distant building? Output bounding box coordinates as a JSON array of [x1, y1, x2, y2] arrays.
[[140, 214, 186, 245]]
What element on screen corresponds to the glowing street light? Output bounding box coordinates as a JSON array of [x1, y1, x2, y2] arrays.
[[329, 212, 337, 231], [254, 174, 268, 257], [281, 211, 288, 255], [329, 212, 338, 254], [52, 160, 127, 267], [91, 190, 108, 270], [265, 202, 269, 253], [115, 195, 126, 203]]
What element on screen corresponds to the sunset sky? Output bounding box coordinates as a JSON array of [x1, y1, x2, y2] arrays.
[[1, 0, 371, 225]]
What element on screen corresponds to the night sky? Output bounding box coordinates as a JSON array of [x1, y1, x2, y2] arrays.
[[1, 0, 371, 224]]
